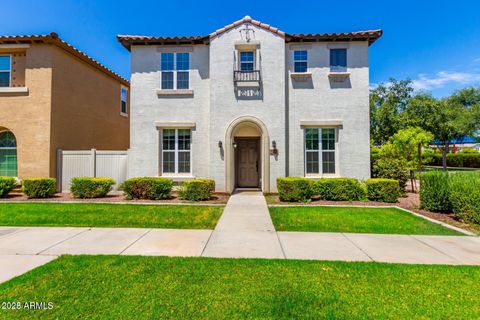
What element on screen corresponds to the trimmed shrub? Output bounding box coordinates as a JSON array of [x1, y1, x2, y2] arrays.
[[313, 178, 366, 201], [0, 176, 15, 198], [22, 178, 56, 198], [277, 177, 314, 202], [372, 157, 409, 192], [419, 171, 451, 212], [366, 178, 400, 203], [429, 152, 480, 168], [120, 177, 173, 200], [449, 173, 480, 224], [70, 177, 115, 199], [178, 179, 215, 201]]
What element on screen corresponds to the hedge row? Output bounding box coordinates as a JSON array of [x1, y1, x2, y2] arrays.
[[420, 171, 480, 224], [277, 177, 400, 203], [0, 176, 216, 201], [428, 153, 480, 168], [120, 177, 215, 201]]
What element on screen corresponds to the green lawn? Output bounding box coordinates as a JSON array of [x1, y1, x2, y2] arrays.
[[270, 206, 463, 235], [1, 256, 479, 319], [0, 203, 223, 229]]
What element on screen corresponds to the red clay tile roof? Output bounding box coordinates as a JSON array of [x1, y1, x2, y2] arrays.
[[287, 30, 383, 45], [209, 15, 286, 39], [0, 32, 128, 86], [117, 16, 382, 50]]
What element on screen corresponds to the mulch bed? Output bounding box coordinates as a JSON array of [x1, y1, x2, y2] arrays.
[[0, 192, 229, 205]]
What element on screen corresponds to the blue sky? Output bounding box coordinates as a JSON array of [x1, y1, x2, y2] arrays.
[[2, 0, 480, 97]]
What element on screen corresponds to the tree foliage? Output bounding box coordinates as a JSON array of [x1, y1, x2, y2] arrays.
[[371, 83, 480, 170]]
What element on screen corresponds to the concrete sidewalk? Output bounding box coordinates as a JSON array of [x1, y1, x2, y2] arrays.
[[202, 191, 284, 259]]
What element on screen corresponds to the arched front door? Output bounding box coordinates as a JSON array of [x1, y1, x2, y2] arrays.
[[0, 131, 17, 177]]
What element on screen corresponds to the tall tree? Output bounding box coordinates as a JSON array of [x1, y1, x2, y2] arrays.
[[370, 79, 414, 145]]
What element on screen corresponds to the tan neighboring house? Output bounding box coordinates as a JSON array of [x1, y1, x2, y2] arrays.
[[0, 32, 129, 180]]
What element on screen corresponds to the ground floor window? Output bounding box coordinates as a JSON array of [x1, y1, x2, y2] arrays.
[[0, 131, 17, 177], [162, 129, 191, 174], [304, 128, 336, 175]]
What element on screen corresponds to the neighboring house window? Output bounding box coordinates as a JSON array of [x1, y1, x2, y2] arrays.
[[120, 87, 128, 115], [0, 55, 11, 87], [161, 52, 190, 90], [305, 128, 336, 175], [239, 51, 255, 71], [330, 49, 347, 72], [293, 50, 308, 73], [0, 131, 17, 177], [162, 129, 191, 174]]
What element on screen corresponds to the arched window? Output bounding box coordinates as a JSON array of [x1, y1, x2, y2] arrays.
[[0, 131, 17, 177]]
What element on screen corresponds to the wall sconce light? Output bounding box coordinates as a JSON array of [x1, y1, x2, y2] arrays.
[[218, 141, 222, 148], [233, 142, 237, 149], [271, 140, 278, 156]]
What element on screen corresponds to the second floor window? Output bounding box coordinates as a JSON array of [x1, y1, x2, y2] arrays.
[[120, 87, 128, 115], [293, 50, 308, 73], [239, 51, 254, 71], [0, 55, 11, 87], [161, 52, 190, 90], [330, 49, 347, 72]]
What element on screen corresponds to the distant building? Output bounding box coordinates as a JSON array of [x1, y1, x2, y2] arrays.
[[0, 33, 129, 178]]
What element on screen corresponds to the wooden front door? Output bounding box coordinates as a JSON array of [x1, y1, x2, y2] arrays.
[[236, 138, 260, 188]]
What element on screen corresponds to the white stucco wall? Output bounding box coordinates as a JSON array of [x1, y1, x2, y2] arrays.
[[287, 42, 371, 180], [128, 45, 210, 179], [209, 24, 286, 192], [127, 22, 372, 192]]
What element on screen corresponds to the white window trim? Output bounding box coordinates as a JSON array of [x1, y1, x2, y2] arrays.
[[293, 50, 308, 73], [160, 128, 193, 176], [304, 127, 339, 178], [120, 86, 128, 117], [160, 53, 191, 90], [238, 50, 256, 71], [0, 54, 12, 88]]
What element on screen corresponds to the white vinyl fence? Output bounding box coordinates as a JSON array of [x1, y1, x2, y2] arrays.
[[57, 149, 128, 192]]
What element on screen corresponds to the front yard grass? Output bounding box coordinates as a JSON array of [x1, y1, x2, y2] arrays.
[[270, 206, 463, 235], [0, 203, 223, 229], [1, 255, 479, 319]]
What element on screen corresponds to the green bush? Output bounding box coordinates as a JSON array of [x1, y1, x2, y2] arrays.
[[120, 177, 173, 200], [0, 176, 15, 198], [372, 157, 409, 192], [449, 173, 480, 224], [429, 152, 480, 168], [313, 178, 366, 201], [22, 178, 56, 198], [178, 179, 215, 201], [70, 177, 115, 199], [365, 178, 400, 203], [277, 177, 314, 202], [419, 171, 451, 212]]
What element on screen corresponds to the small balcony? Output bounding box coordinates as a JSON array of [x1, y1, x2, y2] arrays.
[[233, 70, 261, 87]]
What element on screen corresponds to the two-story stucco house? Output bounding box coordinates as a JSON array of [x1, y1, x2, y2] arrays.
[[0, 33, 129, 180], [118, 16, 382, 193]]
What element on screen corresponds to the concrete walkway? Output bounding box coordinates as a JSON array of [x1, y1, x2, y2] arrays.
[[202, 191, 284, 258]]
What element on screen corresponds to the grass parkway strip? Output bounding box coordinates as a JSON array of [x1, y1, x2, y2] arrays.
[[269, 206, 463, 235], [0, 256, 479, 319], [0, 203, 224, 229]]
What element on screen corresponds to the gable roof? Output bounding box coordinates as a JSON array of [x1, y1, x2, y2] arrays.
[[117, 16, 382, 51], [209, 15, 286, 39], [0, 32, 129, 86]]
